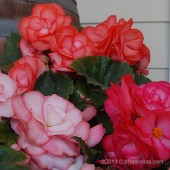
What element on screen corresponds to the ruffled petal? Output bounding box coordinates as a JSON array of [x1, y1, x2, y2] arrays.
[[23, 91, 44, 124], [12, 95, 31, 122], [27, 119, 49, 145], [43, 136, 78, 156], [18, 132, 45, 156]]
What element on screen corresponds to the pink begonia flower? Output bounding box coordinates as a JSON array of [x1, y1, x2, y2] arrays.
[[8, 55, 48, 94], [131, 81, 170, 117], [0, 72, 17, 118], [11, 91, 105, 169], [102, 125, 159, 170], [104, 74, 136, 128], [82, 105, 97, 121], [135, 112, 170, 161]]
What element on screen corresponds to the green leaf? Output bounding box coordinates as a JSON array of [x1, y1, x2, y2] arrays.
[[0, 164, 28, 170], [72, 136, 103, 164], [69, 92, 88, 111], [34, 70, 73, 99], [134, 73, 152, 85], [71, 56, 134, 87], [0, 146, 28, 170], [96, 111, 113, 135], [0, 119, 18, 146], [76, 78, 107, 108], [0, 32, 21, 73]]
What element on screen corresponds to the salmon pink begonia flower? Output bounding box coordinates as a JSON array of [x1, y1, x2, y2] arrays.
[[49, 26, 95, 71], [83, 16, 150, 75], [19, 3, 72, 51], [8, 55, 48, 94]]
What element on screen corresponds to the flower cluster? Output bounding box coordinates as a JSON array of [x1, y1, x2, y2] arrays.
[[103, 75, 170, 170], [0, 2, 169, 170]]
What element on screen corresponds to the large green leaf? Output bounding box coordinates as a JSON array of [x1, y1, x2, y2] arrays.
[[71, 56, 134, 87], [0, 32, 21, 73], [34, 71, 73, 99], [69, 92, 88, 111], [0, 146, 28, 170], [0, 119, 18, 146], [76, 78, 107, 108]]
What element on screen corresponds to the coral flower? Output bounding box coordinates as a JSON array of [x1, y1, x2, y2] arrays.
[[19, 3, 72, 51]]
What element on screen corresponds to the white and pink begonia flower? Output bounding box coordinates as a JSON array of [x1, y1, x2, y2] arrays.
[[0, 72, 17, 118], [11, 91, 105, 169]]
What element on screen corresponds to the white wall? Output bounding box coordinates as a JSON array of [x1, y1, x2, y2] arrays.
[[76, 0, 170, 81]]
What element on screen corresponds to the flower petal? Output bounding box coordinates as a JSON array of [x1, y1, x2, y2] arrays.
[[0, 99, 14, 117], [73, 121, 90, 141], [153, 139, 170, 161], [43, 136, 78, 156], [68, 155, 84, 170], [33, 154, 74, 170], [135, 115, 156, 138], [23, 91, 44, 124], [47, 120, 75, 136], [18, 132, 45, 156], [156, 113, 170, 138], [82, 105, 97, 121], [27, 119, 49, 145], [81, 163, 95, 170], [12, 95, 31, 122], [87, 124, 105, 147]]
